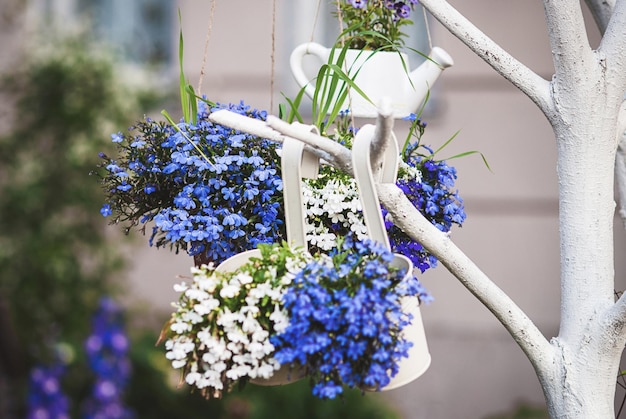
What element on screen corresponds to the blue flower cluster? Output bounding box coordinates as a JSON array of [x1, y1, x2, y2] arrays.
[[26, 363, 70, 419], [386, 126, 467, 272], [98, 100, 284, 265], [271, 235, 428, 399], [82, 298, 134, 419], [308, 112, 466, 273], [25, 299, 133, 418]]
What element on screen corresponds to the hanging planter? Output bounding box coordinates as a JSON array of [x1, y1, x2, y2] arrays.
[[161, 132, 319, 396], [268, 124, 432, 398], [290, 42, 453, 118], [350, 123, 432, 390]]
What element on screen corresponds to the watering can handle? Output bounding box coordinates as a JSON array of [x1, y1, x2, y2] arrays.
[[289, 42, 328, 100], [352, 124, 400, 250], [281, 129, 320, 250]]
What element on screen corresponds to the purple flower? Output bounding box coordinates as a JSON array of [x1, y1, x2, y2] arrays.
[[395, 3, 411, 18], [82, 298, 134, 419], [26, 364, 70, 419], [349, 0, 367, 8]]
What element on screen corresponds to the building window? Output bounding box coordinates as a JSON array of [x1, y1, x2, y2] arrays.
[[77, 0, 172, 66], [28, 0, 173, 67]]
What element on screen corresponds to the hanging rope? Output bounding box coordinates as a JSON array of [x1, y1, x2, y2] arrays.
[[270, 0, 277, 113], [197, 0, 217, 95], [310, 0, 323, 43], [422, 5, 433, 51], [334, 1, 357, 132]]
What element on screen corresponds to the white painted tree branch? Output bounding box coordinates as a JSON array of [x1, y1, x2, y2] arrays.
[[208, 110, 351, 173], [605, 283, 626, 338], [599, 0, 626, 90], [584, 0, 615, 33], [543, 1, 596, 85], [418, 0, 553, 117], [376, 183, 555, 377], [266, 115, 354, 175]]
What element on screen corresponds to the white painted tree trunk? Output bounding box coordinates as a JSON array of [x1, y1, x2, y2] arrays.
[[211, 0, 626, 417]]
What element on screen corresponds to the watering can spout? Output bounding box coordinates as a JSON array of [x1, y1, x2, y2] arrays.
[[407, 47, 454, 111]]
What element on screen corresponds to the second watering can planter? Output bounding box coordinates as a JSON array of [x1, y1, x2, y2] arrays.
[[290, 42, 454, 118], [352, 124, 432, 390]]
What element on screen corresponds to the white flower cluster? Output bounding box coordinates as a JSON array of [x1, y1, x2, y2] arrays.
[[302, 176, 368, 250], [164, 250, 309, 398], [398, 162, 423, 183]]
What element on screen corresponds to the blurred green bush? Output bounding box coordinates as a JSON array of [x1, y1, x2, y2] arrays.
[[0, 35, 399, 419]]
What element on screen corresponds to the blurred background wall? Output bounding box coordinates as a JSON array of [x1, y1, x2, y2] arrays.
[[4, 1, 625, 418]]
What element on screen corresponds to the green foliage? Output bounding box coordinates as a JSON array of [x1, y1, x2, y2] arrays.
[[0, 38, 139, 365], [0, 38, 158, 416]]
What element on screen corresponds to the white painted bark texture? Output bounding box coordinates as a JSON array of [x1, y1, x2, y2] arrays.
[[210, 0, 626, 417], [398, 0, 626, 417]]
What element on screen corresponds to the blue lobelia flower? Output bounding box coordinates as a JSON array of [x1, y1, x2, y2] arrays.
[[272, 235, 429, 399], [98, 100, 285, 265]]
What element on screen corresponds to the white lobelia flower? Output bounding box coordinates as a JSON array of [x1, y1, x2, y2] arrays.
[[195, 274, 219, 293], [256, 361, 279, 379], [219, 281, 240, 298], [217, 308, 244, 328], [247, 341, 266, 359], [227, 340, 243, 355], [185, 371, 202, 385], [227, 329, 250, 346], [244, 294, 260, 307], [196, 327, 215, 346], [235, 272, 253, 285], [212, 361, 227, 373], [240, 304, 260, 317], [211, 337, 231, 360], [185, 287, 210, 301], [193, 297, 219, 315], [226, 364, 252, 380], [265, 286, 282, 301], [182, 310, 203, 325], [173, 281, 188, 292], [202, 351, 219, 365], [170, 320, 191, 333], [241, 313, 261, 334], [172, 359, 187, 369], [251, 328, 270, 343], [232, 353, 254, 366], [249, 282, 272, 300], [269, 305, 289, 333]]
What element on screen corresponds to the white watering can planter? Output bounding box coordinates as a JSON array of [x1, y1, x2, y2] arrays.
[[215, 125, 319, 386], [290, 42, 454, 119], [207, 112, 431, 390], [352, 124, 431, 390]]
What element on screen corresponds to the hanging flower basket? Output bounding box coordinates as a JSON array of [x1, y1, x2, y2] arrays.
[[162, 242, 311, 398], [161, 130, 432, 399]]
